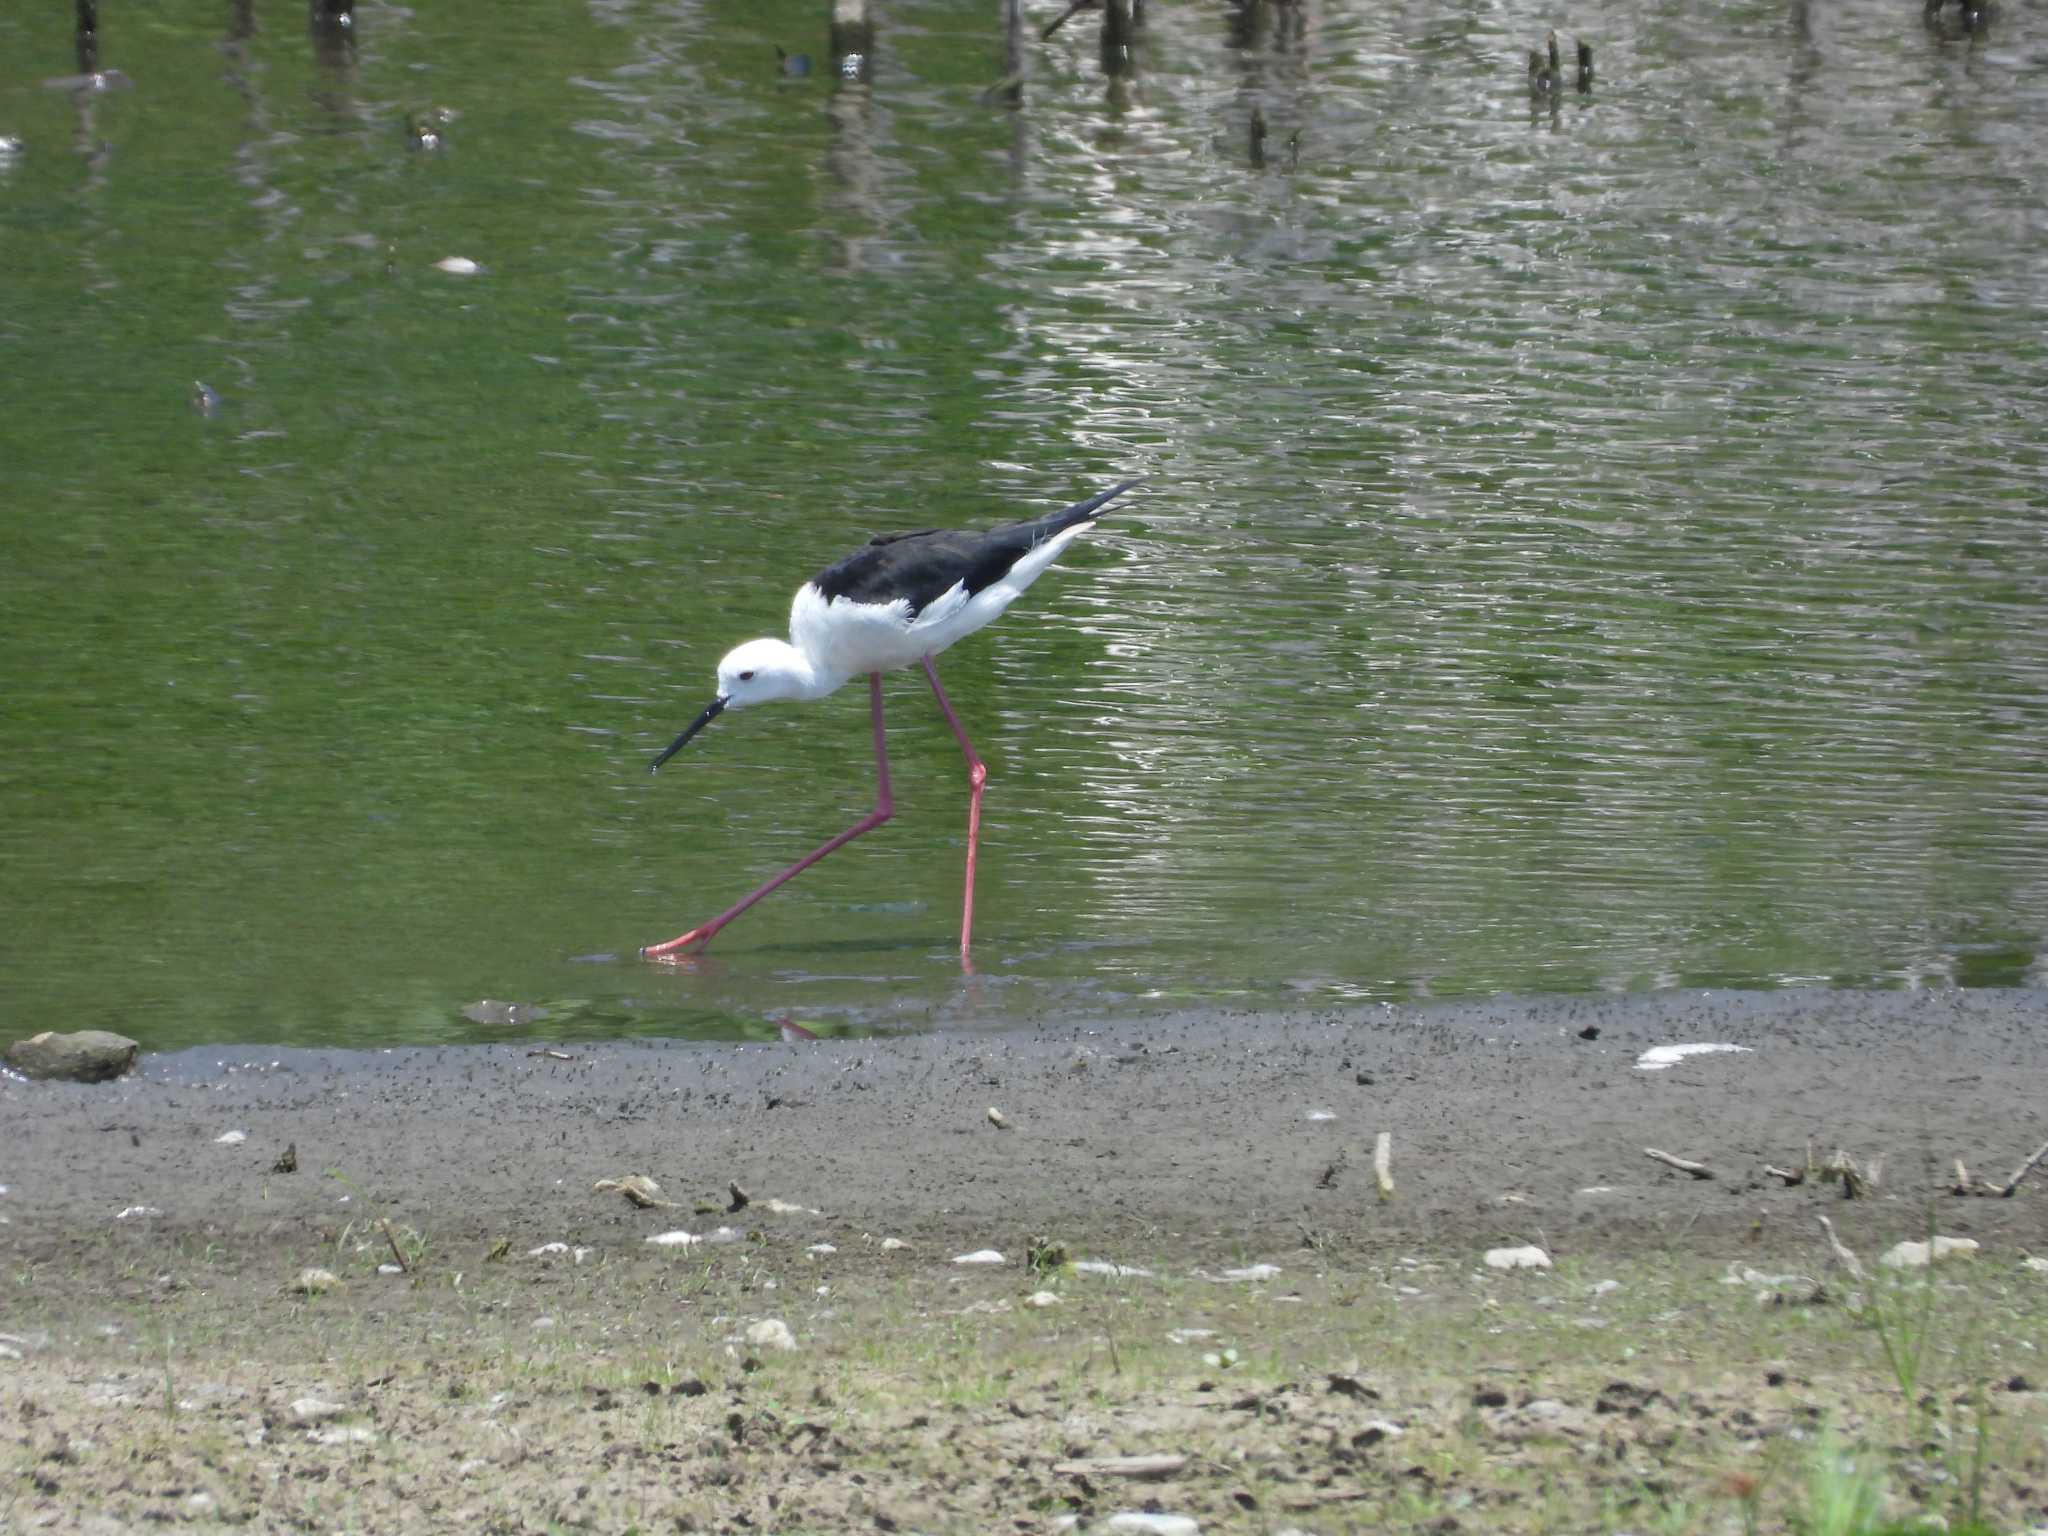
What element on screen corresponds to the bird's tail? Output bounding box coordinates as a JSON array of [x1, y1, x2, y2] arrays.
[[1027, 478, 1144, 541]]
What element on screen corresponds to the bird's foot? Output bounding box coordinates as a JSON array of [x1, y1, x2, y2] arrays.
[[641, 924, 718, 961]]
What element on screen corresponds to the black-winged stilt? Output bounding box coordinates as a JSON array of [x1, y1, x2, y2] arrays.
[[642, 478, 1143, 968]]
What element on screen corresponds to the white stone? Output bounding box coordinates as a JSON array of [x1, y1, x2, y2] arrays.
[[1723, 1265, 1812, 1289], [1072, 1259, 1153, 1278], [288, 1397, 346, 1426], [528, 1242, 570, 1257], [646, 1230, 699, 1247], [1026, 1290, 1060, 1308], [1217, 1264, 1282, 1282], [1103, 1514, 1199, 1535], [309, 1424, 375, 1445], [295, 1268, 340, 1294], [952, 1249, 1005, 1266], [1484, 1245, 1551, 1271], [744, 1318, 798, 1352], [879, 1236, 910, 1251], [1635, 1042, 1753, 1071], [214, 1130, 247, 1144], [1880, 1237, 1980, 1269], [433, 256, 480, 275], [115, 1206, 163, 1221]]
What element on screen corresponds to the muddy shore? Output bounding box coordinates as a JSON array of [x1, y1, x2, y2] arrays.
[[4, 988, 2045, 1534], [6, 988, 2044, 1262]]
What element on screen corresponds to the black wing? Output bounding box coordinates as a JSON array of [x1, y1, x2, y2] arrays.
[[810, 480, 1141, 618]]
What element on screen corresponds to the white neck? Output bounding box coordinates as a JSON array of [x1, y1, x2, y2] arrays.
[[782, 645, 848, 701], [724, 638, 849, 706]]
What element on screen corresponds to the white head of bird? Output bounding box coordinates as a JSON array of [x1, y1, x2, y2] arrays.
[[648, 637, 828, 773], [717, 637, 825, 709]]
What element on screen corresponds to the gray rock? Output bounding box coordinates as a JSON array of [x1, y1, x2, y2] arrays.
[[287, 1397, 347, 1427], [6, 1030, 139, 1082]]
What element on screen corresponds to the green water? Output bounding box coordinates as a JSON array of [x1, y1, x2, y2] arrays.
[[3, 0, 2044, 1050]]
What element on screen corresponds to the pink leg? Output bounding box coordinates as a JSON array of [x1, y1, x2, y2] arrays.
[[642, 672, 893, 961], [921, 657, 986, 969]]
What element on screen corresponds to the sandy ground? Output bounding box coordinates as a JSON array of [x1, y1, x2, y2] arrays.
[[7, 988, 2044, 1259], [3, 988, 2046, 1533]]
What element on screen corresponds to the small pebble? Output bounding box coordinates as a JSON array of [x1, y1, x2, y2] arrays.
[[287, 1397, 346, 1426], [1635, 1042, 1752, 1071], [1218, 1264, 1281, 1282], [1103, 1514, 1199, 1535], [1880, 1237, 1979, 1269]]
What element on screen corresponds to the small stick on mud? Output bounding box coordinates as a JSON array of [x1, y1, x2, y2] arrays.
[[1999, 1134, 2048, 1198], [1052, 1453, 1186, 1479], [1822, 1149, 1864, 1199], [1644, 1147, 1714, 1180], [1373, 1130, 1394, 1202], [380, 1217, 410, 1274], [1816, 1213, 1865, 1282], [1952, 1158, 1972, 1195], [1763, 1164, 1805, 1186]]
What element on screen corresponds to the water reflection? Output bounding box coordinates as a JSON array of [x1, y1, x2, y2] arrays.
[[0, 0, 2043, 1050]]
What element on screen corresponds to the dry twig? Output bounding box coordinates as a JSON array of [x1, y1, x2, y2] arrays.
[[1816, 1213, 1865, 1282], [1644, 1147, 1714, 1180], [380, 1217, 411, 1274], [2000, 1135, 2048, 1198], [1052, 1454, 1185, 1479]]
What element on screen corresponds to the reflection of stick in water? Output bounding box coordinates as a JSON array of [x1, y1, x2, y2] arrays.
[[831, 0, 873, 83], [76, 0, 98, 72], [311, 0, 356, 71], [1041, 0, 1099, 40]]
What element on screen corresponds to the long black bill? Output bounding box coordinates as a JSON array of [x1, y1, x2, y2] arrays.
[[649, 696, 726, 774]]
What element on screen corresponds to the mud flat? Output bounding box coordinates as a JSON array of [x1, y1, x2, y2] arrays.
[[3, 989, 2045, 1532]]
